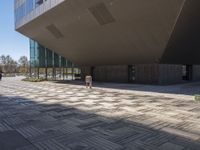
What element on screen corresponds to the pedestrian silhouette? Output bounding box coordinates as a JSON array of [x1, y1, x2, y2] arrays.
[[85, 75, 92, 89]]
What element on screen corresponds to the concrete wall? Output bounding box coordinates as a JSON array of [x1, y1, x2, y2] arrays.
[[134, 64, 183, 85], [81, 65, 128, 83], [134, 64, 159, 84], [81, 64, 200, 85], [81, 66, 91, 80], [192, 65, 200, 81], [158, 64, 182, 84], [93, 65, 128, 83]]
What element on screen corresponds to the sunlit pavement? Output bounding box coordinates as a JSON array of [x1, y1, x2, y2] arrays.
[[0, 77, 200, 150]]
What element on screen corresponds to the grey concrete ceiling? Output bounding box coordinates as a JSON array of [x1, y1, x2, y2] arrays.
[[17, 0, 200, 66], [160, 0, 200, 65]]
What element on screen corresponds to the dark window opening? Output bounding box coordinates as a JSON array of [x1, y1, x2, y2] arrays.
[[182, 65, 193, 81], [36, 0, 43, 7], [128, 65, 136, 82]]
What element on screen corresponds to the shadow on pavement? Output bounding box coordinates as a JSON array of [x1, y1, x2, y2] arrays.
[[0, 95, 200, 150]]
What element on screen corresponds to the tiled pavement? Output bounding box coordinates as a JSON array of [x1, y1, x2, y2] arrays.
[[0, 77, 200, 150]]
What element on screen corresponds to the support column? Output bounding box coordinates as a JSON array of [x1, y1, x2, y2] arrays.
[[37, 67, 39, 79]]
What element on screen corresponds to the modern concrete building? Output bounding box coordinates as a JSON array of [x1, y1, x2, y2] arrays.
[[15, 0, 200, 84]]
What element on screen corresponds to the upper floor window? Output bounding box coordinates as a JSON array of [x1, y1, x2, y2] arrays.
[[35, 0, 43, 7]]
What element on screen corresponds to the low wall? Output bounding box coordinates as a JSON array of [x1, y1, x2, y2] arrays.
[[192, 65, 200, 81]]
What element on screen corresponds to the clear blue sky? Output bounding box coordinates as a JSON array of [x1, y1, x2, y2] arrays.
[[0, 0, 29, 61]]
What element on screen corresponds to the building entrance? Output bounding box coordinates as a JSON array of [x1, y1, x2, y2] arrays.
[[182, 65, 193, 81]]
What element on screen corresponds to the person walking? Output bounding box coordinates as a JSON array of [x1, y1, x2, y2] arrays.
[[85, 75, 92, 89]]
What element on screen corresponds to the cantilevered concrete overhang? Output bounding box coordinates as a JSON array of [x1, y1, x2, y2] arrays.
[[161, 0, 200, 64], [16, 0, 200, 66]]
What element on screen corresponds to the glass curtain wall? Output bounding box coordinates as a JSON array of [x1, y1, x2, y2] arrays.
[[30, 39, 81, 80], [15, 0, 44, 23]]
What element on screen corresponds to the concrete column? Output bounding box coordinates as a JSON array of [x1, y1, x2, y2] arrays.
[[192, 65, 200, 81]]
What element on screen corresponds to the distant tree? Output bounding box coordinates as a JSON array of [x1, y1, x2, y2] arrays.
[[18, 56, 29, 75], [18, 56, 28, 67], [0, 55, 6, 72], [0, 55, 18, 74], [0, 55, 6, 65]]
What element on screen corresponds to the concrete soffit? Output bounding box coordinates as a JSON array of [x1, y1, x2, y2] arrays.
[[159, 0, 186, 63]]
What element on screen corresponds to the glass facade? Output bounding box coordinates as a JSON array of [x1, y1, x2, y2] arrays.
[[30, 39, 81, 80], [15, 0, 47, 22], [15, 0, 64, 27], [15, 0, 38, 23]]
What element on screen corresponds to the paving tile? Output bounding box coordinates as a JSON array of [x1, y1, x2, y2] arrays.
[[15, 145, 38, 150], [0, 122, 13, 132], [126, 140, 157, 150], [161, 127, 200, 140], [1, 77, 200, 150], [83, 136, 122, 150], [16, 125, 44, 139], [159, 142, 184, 150], [0, 131, 31, 150], [34, 139, 70, 150]]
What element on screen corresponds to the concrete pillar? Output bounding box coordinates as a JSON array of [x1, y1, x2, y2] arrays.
[[192, 65, 200, 81]]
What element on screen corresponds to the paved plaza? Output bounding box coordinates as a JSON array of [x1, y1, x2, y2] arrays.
[[0, 77, 200, 150]]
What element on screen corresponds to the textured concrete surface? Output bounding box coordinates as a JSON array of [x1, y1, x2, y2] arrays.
[[0, 77, 200, 150]]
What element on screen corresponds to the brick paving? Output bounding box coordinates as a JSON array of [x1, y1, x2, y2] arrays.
[[0, 77, 200, 150]]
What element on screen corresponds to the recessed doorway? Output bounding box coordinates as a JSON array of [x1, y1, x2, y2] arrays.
[[182, 65, 193, 81]]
